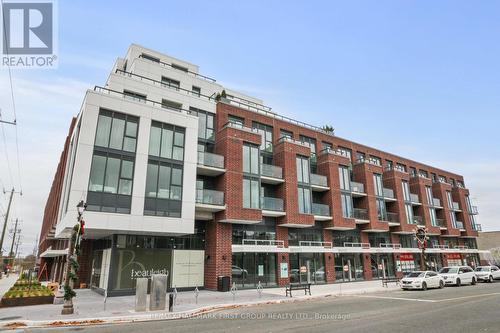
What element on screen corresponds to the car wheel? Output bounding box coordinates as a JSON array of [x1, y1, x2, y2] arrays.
[[422, 282, 427, 291], [439, 280, 444, 289], [456, 278, 461, 287], [489, 275, 494, 283], [471, 277, 476, 285]]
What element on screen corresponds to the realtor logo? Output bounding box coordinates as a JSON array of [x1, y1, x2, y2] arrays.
[[1, 0, 58, 68]]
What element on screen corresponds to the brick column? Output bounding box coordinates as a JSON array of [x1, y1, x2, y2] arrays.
[[204, 221, 232, 290], [323, 229, 335, 283], [361, 232, 373, 280], [276, 226, 290, 286]]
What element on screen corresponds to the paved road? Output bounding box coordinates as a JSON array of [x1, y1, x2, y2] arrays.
[[23, 282, 500, 333]]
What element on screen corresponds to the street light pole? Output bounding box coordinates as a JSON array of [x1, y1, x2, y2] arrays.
[[61, 200, 86, 315]]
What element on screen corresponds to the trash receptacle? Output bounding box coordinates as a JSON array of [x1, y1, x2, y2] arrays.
[[217, 276, 230, 292]]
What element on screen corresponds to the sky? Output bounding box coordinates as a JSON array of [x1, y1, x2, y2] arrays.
[[0, 0, 499, 257]]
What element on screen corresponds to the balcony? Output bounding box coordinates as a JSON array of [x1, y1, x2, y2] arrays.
[[383, 188, 396, 201], [433, 198, 442, 208], [386, 212, 400, 226], [261, 197, 285, 217], [197, 151, 226, 176], [413, 216, 425, 226], [242, 239, 284, 247], [310, 174, 329, 191], [298, 241, 333, 248], [351, 181, 366, 197], [343, 242, 371, 249], [353, 208, 369, 223], [195, 189, 225, 212], [260, 164, 284, 184], [312, 203, 332, 220], [451, 202, 461, 211], [379, 243, 402, 249], [232, 239, 285, 253], [436, 218, 447, 229], [469, 205, 479, 215], [473, 223, 482, 231], [410, 193, 421, 205], [456, 221, 465, 230]]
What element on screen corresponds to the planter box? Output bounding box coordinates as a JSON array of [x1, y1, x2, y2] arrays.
[[1, 295, 54, 307]]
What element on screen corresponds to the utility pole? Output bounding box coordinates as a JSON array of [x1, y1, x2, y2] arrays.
[[0, 188, 15, 258], [9, 218, 20, 265], [13, 234, 21, 269]]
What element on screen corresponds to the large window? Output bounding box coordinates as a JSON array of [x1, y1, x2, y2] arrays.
[[341, 193, 353, 218], [376, 198, 387, 221], [298, 187, 312, 214], [373, 174, 383, 197], [87, 110, 138, 213], [332, 230, 361, 247], [425, 186, 434, 205], [299, 135, 316, 156], [190, 107, 215, 141], [144, 121, 185, 217], [252, 122, 273, 153], [339, 166, 351, 191], [288, 223, 323, 246], [232, 218, 276, 244], [402, 180, 411, 201], [243, 143, 260, 209], [243, 144, 259, 175], [296, 155, 310, 184]]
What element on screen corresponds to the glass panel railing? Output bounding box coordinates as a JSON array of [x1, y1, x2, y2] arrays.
[[413, 216, 424, 225], [261, 197, 284, 211], [383, 188, 395, 199], [196, 189, 224, 205], [410, 193, 420, 203], [472, 223, 482, 231], [456, 221, 464, 229], [387, 212, 399, 223], [197, 151, 224, 169], [433, 198, 441, 207], [351, 181, 365, 193], [436, 218, 446, 228], [312, 203, 330, 216], [261, 164, 283, 179], [353, 208, 368, 220], [310, 173, 328, 187], [452, 202, 460, 210], [469, 205, 478, 215]]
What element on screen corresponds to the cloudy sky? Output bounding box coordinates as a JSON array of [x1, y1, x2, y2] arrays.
[[1, 0, 499, 257]]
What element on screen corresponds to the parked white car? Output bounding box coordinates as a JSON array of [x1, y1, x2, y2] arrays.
[[401, 271, 444, 290], [439, 266, 476, 286], [474, 265, 500, 283]]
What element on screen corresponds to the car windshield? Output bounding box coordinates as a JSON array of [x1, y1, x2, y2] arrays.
[[440, 267, 458, 274], [475, 267, 490, 272], [407, 272, 425, 278]]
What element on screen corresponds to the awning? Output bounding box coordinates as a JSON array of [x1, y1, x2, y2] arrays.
[[39, 247, 69, 258]]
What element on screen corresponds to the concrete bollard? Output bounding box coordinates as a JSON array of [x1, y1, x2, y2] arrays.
[[149, 274, 168, 311], [135, 278, 148, 312]]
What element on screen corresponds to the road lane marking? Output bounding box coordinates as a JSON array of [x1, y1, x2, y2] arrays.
[[352, 295, 438, 302], [436, 292, 500, 302]]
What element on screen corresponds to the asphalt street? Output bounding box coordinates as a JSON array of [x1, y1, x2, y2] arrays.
[[21, 282, 500, 333]]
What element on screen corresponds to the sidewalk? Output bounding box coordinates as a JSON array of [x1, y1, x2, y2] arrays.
[[0, 280, 399, 329], [0, 274, 18, 299]]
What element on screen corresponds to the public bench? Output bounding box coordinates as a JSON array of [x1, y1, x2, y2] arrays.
[[285, 283, 311, 297], [382, 277, 400, 287]]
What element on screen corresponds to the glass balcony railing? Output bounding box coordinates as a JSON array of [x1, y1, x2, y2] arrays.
[[452, 202, 460, 210], [386, 212, 399, 223], [410, 193, 420, 203], [196, 189, 224, 206], [469, 205, 479, 215], [353, 208, 368, 220], [433, 198, 441, 207], [473, 223, 482, 231], [436, 218, 447, 228], [261, 197, 284, 211], [312, 203, 331, 216], [383, 188, 395, 199], [413, 216, 424, 225], [197, 151, 224, 169], [456, 221, 464, 229], [261, 164, 283, 179], [350, 181, 365, 193], [310, 173, 328, 187]]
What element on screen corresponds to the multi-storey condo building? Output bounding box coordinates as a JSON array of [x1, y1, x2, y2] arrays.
[[37, 44, 483, 295]]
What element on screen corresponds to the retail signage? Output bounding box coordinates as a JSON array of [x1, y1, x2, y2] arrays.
[[280, 263, 288, 278], [170, 250, 204, 288], [400, 253, 414, 261]]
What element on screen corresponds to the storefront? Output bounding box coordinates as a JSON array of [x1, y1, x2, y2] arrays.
[[334, 253, 364, 282], [426, 253, 444, 271], [90, 225, 205, 296], [231, 253, 277, 288], [289, 253, 326, 284], [446, 253, 464, 266], [397, 253, 417, 275], [370, 254, 396, 279]]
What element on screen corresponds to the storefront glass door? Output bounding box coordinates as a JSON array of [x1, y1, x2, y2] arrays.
[[371, 254, 396, 279], [290, 253, 326, 284], [334, 254, 364, 282], [232, 253, 277, 288]]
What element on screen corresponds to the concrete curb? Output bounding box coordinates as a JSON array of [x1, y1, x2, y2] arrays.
[[1, 286, 398, 329]]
